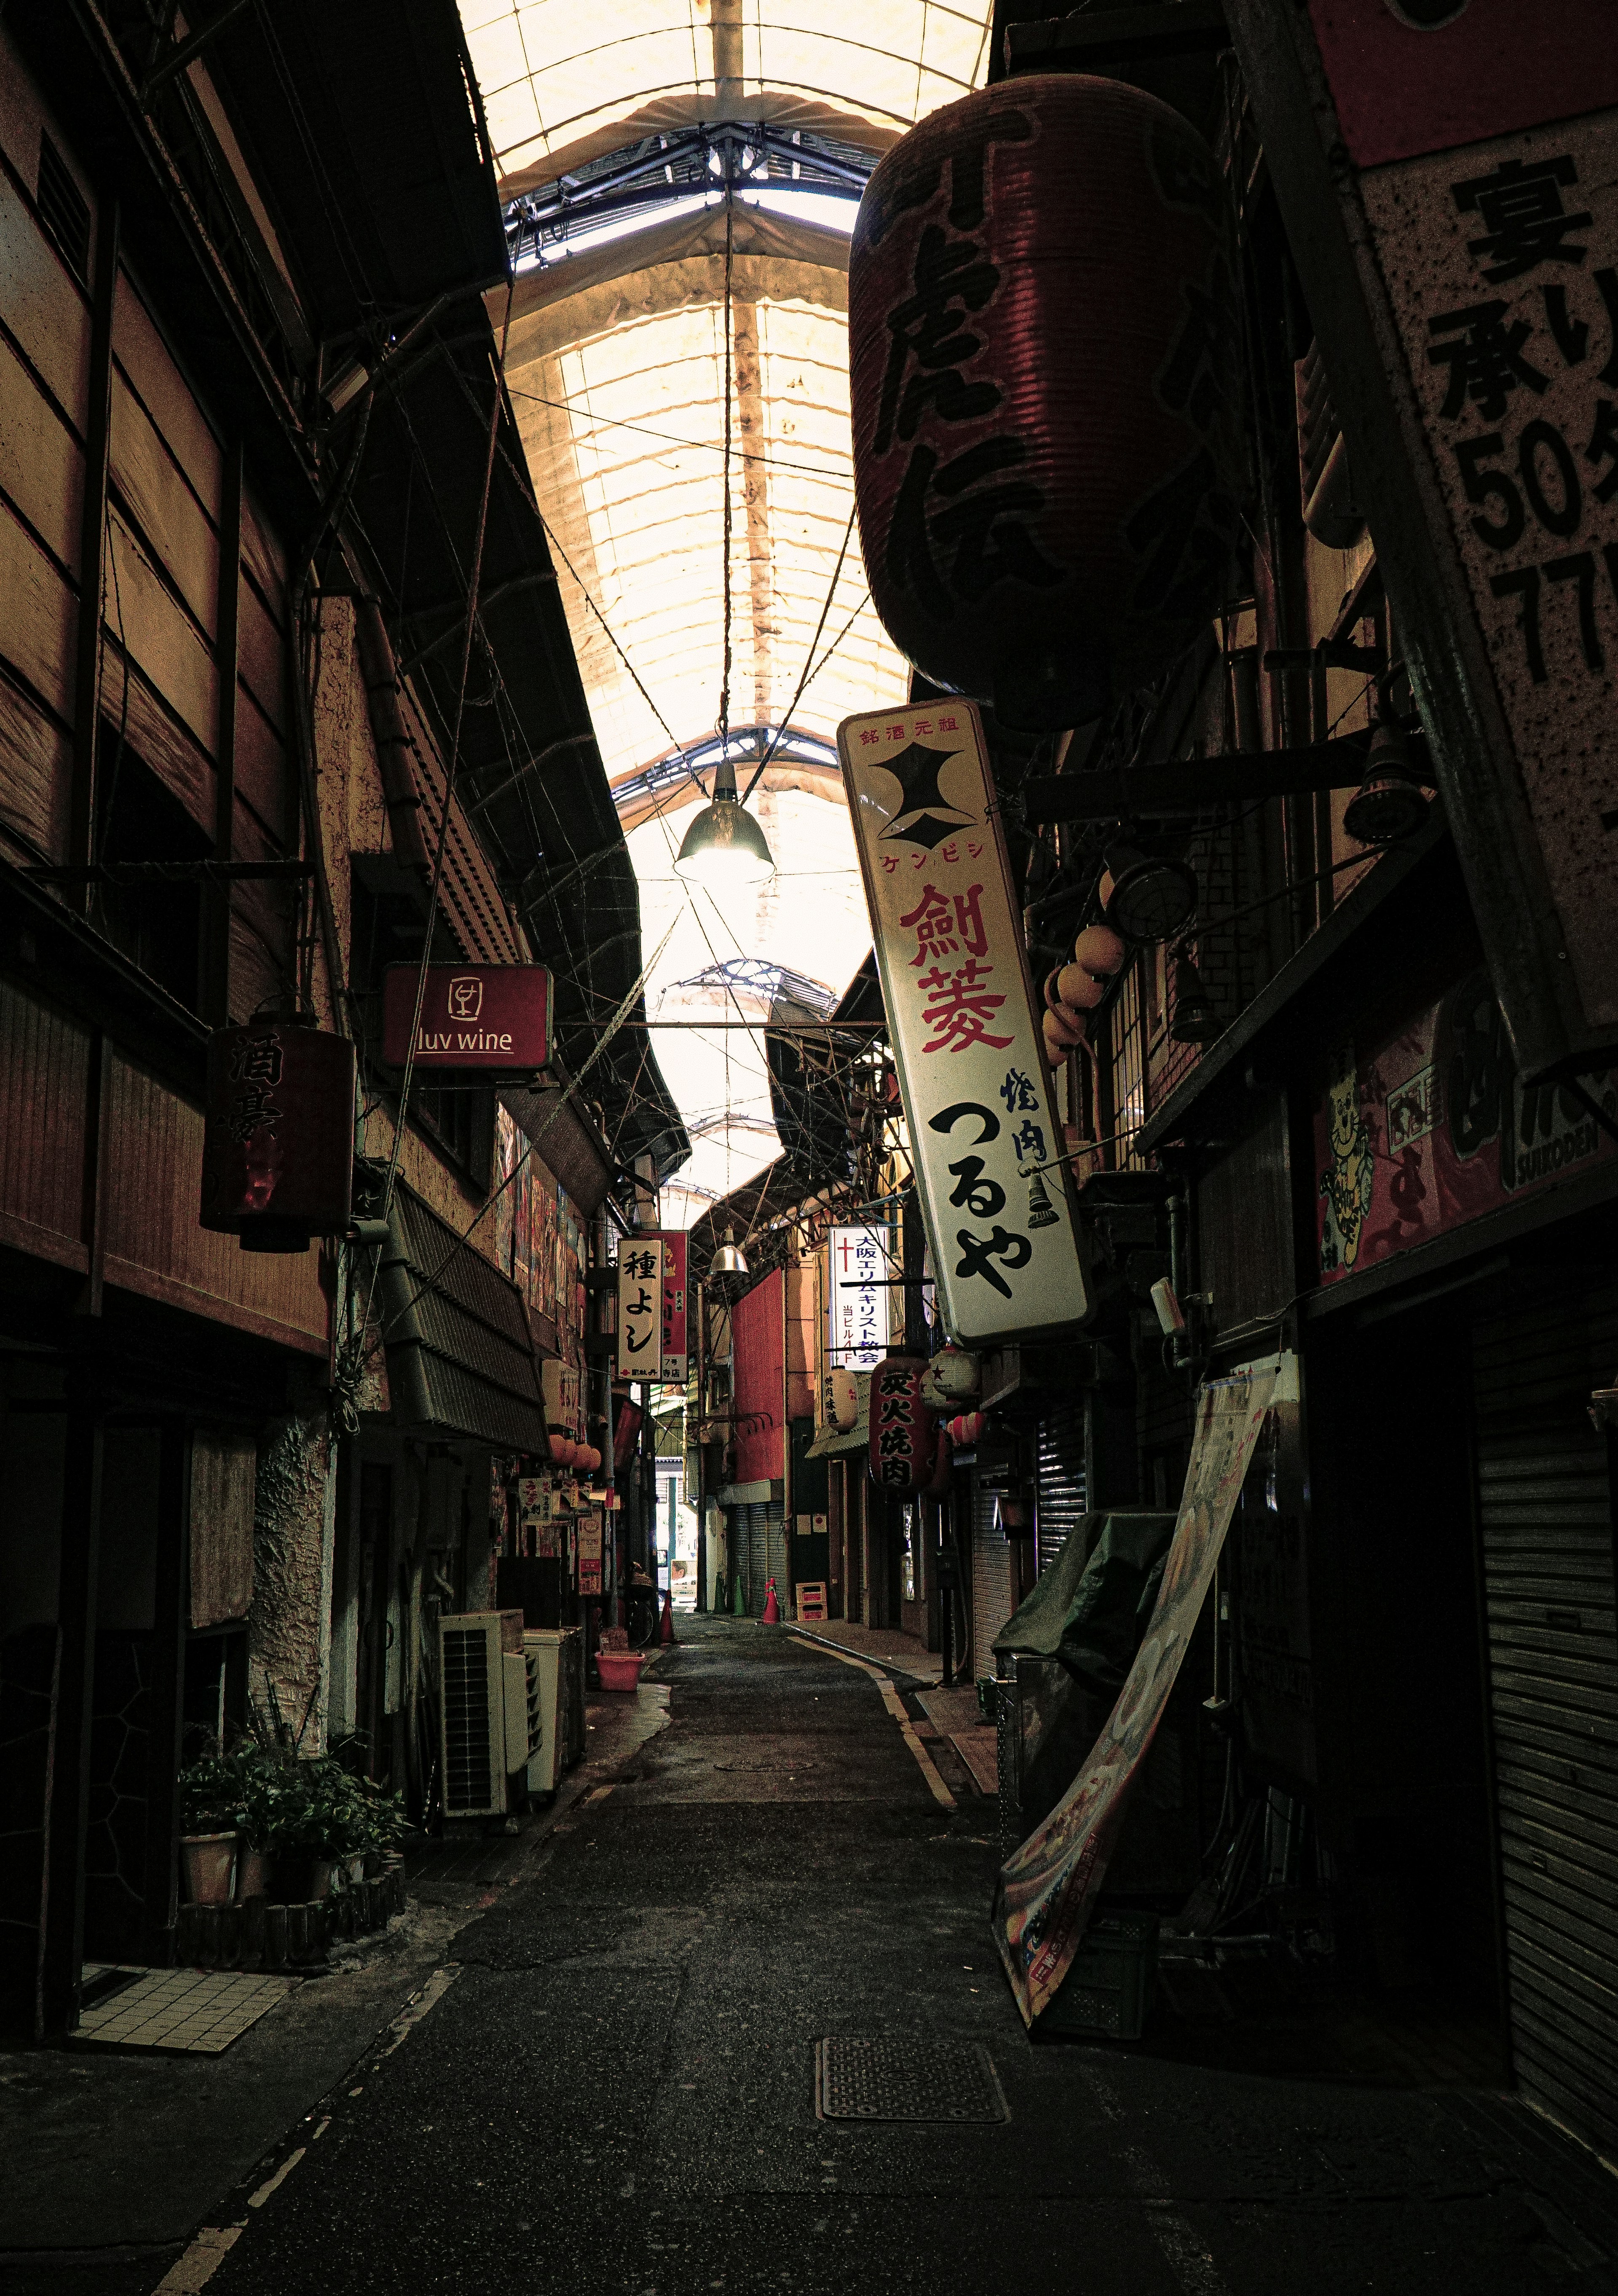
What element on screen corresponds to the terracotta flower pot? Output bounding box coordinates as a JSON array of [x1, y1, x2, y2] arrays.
[[269, 1853, 333, 1903], [235, 1845, 271, 1902], [181, 1832, 238, 1906]]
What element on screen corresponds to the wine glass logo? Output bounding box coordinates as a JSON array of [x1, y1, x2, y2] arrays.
[[447, 975, 483, 1021]]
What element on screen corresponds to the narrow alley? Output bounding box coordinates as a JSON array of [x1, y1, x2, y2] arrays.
[[21, 1619, 1606, 2296]]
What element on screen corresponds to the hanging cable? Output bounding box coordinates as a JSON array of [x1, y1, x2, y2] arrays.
[[740, 506, 858, 805], [718, 188, 736, 761]]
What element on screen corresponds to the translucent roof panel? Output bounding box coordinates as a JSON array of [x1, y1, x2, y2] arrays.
[[462, 0, 996, 194], [501, 202, 908, 788]]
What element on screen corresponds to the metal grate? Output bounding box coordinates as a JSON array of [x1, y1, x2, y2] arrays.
[[441, 1625, 493, 1813], [816, 2039, 1008, 2124]]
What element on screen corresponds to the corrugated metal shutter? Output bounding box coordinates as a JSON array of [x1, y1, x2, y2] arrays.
[[970, 1478, 1014, 1680], [1036, 1400, 1086, 1576], [740, 1503, 767, 1615], [1474, 1288, 1618, 2156]]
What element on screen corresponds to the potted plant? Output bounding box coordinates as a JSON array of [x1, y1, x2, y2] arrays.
[[177, 1755, 244, 1906]]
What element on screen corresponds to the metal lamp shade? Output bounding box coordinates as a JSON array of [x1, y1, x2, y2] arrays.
[[673, 761, 774, 887], [1343, 722, 1430, 846], [1105, 848, 1198, 943], [710, 1228, 750, 1277]]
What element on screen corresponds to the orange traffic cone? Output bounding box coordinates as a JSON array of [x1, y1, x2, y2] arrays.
[[659, 1589, 675, 1644], [761, 1578, 781, 1625]]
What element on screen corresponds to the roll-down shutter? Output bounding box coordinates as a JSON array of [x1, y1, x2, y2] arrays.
[[1036, 1401, 1087, 1577], [970, 1478, 1015, 1679], [1473, 1289, 1618, 2155]]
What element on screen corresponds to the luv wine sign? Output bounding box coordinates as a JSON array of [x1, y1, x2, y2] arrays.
[[838, 700, 1090, 1345], [381, 963, 551, 1070]]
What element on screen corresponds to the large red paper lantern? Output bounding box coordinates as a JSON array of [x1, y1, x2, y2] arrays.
[[868, 1355, 936, 1496], [849, 75, 1242, 729], [199, 1019, 354, 1253]]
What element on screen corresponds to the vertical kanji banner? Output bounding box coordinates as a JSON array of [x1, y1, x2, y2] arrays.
[[616, 1237, 664, 1379], [838, 700, 1090, 1346], [827, 1222, 895, 1367], [993, 1358, 1283, 2026], [1230, 0, 1618, 1079], [655, 1230, 688, 1383]]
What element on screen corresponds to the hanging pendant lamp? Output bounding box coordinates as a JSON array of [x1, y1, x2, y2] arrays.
[[710, 1225, 750, 1277], [673, 754, 774, 887]]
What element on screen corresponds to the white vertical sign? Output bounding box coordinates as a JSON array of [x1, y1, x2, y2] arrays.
[[838, 700, 1090, 1346], [827, 1223, 893, 1368], [616, 1236, 664, 1379]]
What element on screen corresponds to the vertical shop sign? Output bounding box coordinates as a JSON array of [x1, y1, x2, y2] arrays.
[[838, 701, 1090, 1344], [576, 1511, 604, 1596], [1229, 0, 1618, 1078], [828, 1223, 892, 1367], [994, 1357, 1284, 2025], [655, 1230, 688, 1382], [616, 1237, 664, 1379]]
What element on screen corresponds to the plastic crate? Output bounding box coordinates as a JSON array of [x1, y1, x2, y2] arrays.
[[1039, 1911, 1160, 2040]]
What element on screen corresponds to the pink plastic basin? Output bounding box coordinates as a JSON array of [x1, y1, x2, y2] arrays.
[[595, 1650, 647, 1692]]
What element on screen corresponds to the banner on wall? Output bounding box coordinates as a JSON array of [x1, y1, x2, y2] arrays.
[[993, 1358, 1284, 2026], [616, 1237, 664, 1378], [1315, 966, 1618, 1284], [838, 701, 1090, 1346]]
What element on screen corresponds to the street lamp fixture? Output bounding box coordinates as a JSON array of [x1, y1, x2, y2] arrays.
[[673, 756, 774, 887]]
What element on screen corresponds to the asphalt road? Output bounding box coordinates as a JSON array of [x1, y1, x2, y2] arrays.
[[102, 1622, 1618, 2293]]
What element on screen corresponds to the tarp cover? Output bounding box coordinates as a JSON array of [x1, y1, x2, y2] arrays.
[[994, 1512, 1178, 1698]]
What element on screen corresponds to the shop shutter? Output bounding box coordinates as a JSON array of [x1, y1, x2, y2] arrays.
[[970, 1477, 1015, 1680], [1036, 1401, 1087, 1577], [1473, 1288, 1618, 2156], [741, 1503, 769, 1615]]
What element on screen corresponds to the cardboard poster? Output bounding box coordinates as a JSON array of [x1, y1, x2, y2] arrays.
[[1315, 967, 1618, 1281], [993, 1360, 1282, 2026], [838, 701, 1090, 1346]]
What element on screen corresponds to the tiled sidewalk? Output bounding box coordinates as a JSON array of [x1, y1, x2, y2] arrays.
[[75, 1966, 296, 2055]]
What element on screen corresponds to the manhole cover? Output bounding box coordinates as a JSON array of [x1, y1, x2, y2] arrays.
[[816, 2039, 1008, 2124]]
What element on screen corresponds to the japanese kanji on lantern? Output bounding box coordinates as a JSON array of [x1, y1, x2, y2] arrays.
[[616, 1236, 664, 1378], [1229, 0, 1618, 1080], [848, 74, 1242, 732], [199, 1018, 354, 1253], [868, 1356, 935, 1496], [838, 700, 1091, 1346]]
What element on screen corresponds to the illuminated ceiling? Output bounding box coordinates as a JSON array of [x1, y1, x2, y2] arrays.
[[460, 3, 996, 1220]]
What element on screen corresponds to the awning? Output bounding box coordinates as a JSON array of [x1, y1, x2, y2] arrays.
[[377, 1185, 549, 1452], [804, 1371, 871, 1458]]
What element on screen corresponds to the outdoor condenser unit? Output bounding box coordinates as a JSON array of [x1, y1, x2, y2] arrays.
[[522, 1626, 584, 1796], [438, 1610, 541, 1819]]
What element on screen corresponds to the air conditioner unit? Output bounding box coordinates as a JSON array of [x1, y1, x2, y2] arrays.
[[522, 1626, 584, 1796], [439, 1610, 538, 1819]]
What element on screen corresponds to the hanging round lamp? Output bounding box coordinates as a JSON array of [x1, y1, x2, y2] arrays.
[[1342, 720, 1430, 846], [673, 758, 774, 888], [710, 1226, 750, 1277], [1103, 844, 1198, 942], [1168, 945, 1217, 1044]]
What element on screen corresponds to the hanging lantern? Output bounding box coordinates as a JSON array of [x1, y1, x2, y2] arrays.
[[199, 1015, 354, 1254], [947, 1410, 987, 1448], [919, 1345, 980, 1412], [849, 75, 1242, 730], [826, 1365, 860, 1432], [868, 1355, 935, 1497]]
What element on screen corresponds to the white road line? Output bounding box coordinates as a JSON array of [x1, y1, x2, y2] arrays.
[[788, 1628, 956, 1809], [151, 2226, 242, 2292], [375, 1965, 461, 2061], [247, 2147, 305, 2208], [1084, 2068, 1231, 2296]]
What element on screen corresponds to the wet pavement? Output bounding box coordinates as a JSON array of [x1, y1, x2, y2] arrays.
[[8, 1617, 1618, 2295]]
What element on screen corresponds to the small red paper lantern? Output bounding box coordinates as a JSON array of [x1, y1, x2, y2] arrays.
[[849, 75, 1242, 729], [868, 1355, 935, 1496], [199, 1018, 354, 1253]]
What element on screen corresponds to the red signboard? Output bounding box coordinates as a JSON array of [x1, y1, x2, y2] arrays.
[[381, 964, 551, 1070], [1315, 967, 1618, 1283], [653, 1230, 688, 1382], [199, 1021, 354, 1249]]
